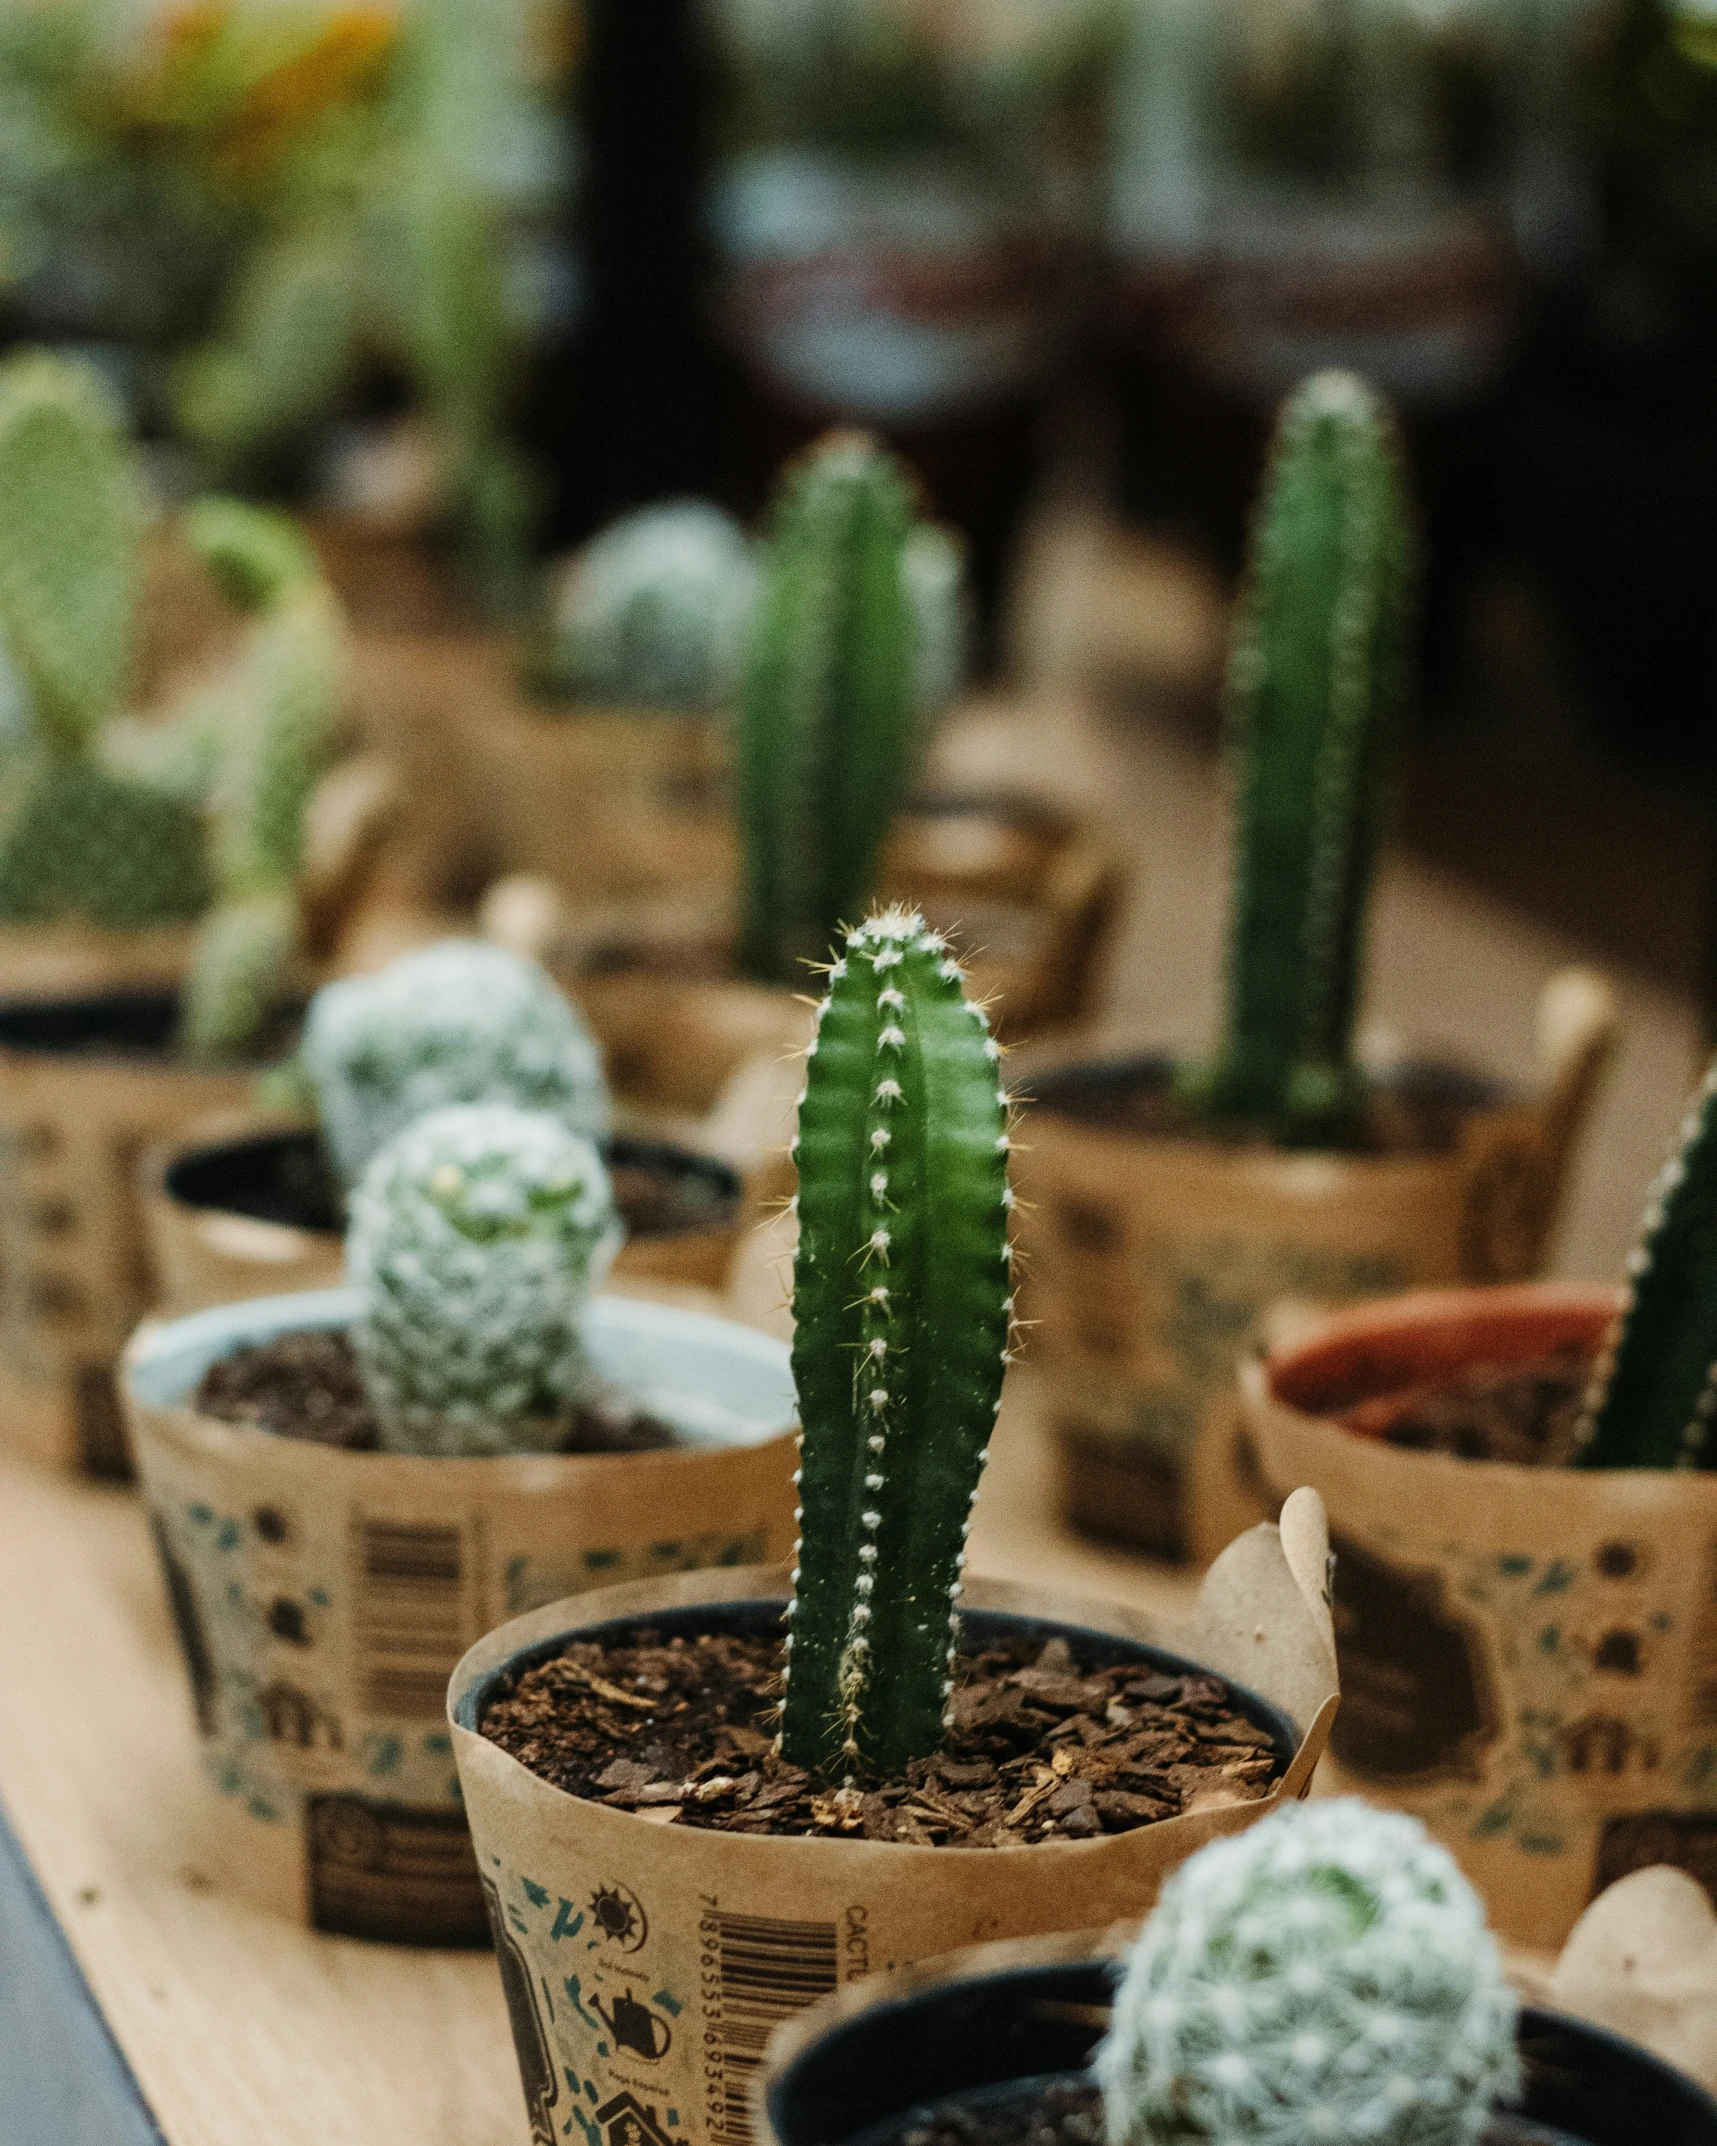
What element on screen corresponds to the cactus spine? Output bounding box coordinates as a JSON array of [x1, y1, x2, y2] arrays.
[[1574, 1055, 1717, 1469], [1197, 370, 1416, 1145], [349, 1103, 621, 1457], [780, 906, 1012, 1783], [737, 433, 962, 988], [1097, 1798, 1520, 2146]]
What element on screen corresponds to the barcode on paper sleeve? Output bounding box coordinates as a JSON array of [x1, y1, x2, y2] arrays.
[[701, 1908, 839, 2146], [350, 1515, 474, 1717]]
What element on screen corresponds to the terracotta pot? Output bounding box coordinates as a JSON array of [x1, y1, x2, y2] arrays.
[[141, 1120, 748, 1316], [124, 1287, 798, 1944], [1243, 1279, 1717, 1951], [1012, 967, 1617, 1564], [758, 1948, 1717, 2146], [0, 987, 256, 1475], [449, 1494, 1338, 2146]]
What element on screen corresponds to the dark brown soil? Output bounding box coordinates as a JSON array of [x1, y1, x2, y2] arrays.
[[195, 1329, 679, 1456], [874, 2081, 1555, 2146], [1343, 1344, 1591, 1466], [478, 1627, 1281, 1846]]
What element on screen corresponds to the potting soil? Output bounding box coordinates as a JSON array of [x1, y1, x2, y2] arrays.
[[1343, 1344, 1590, 1465]]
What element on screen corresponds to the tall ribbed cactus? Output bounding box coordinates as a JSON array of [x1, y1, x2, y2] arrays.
[[1098, 1799, 1519, 2146], [780, 906, 1012, 1783], [1574, 1056, 1717, 1469], [1195, 370, 1417, 1146], [736, 433, 964, 988]]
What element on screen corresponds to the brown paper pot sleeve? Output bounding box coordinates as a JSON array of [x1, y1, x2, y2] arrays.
[[448, 1491, 1338, 2146], [1242, 1279, 1717, 1953], [141, 1120, 748, 1316], [1012, 966, 1618, 1564], [0, 986, 255, 1475], [123, 1287, 798, 1943]]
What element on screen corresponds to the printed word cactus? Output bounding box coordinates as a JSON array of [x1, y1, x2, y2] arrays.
[[302, 940, 610, 1186], [737, 432, 966, 987], [780, 907, 1012, 1782], [1192, 369, 1417, 1146], [349, 1103, 621, 1458], [1097, 1798, 1520, 2146], [542, 499, 757, 710], [1574, 1055, 1717, 1469]]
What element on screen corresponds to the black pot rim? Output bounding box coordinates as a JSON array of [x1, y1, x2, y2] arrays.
[[455, 1594, 1300, 1820], [162, 1123, 744, 1239], [764, 1951, 1717, 2146]]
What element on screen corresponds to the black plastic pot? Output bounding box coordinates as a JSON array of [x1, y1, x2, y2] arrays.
[[765, 1958, 1717, 2146], [163, 1125, 743, 1244]]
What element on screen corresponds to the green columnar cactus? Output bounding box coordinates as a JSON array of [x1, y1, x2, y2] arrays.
[[541, 500, 758, 710], [736, 433, 965, 988], [780, 906, 1012, 1782], [1574, 1055, 1717, 1469], [179, 502, 344, 1059], [1097, 1798, 1520, 2146], [1192, 369, 1417, 1146], [348, 1103, 621, 1457], [301, 939, 611, 1187]]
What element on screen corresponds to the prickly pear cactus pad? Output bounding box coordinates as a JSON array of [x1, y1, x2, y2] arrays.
[[178, 890, 299, 1063], [184, 496, 322, 614], [737, 432, 964, 987], [543, 498, 757, 709], [1196, 369, 1416, 1147], [0, 758, 209, 925], [302, 940, 610, 1186], [349, 1103, 622, 1457], [1097, 1798, 1520, 2146], [1575, 1056, 1717, 1469], [780, 906, 1013, 1782], [0, 351, 141, 755]]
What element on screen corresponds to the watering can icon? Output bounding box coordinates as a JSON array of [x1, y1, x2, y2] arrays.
[[590, 1989, 673, 2061]]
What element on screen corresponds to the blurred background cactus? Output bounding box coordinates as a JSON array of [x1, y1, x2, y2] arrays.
[[736, 431, 966, 988], [0, 351, 342, 1054], [1184, 369, 1418, 1147], [348, 1099, 621, 1456], [301, 937, 610, 1188], [536, 498, 758, 710], [1097, 1797, 1520, 2146], [780, 906, 1013, 1782]]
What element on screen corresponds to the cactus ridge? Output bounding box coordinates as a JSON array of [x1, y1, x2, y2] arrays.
[[780, 906, 1013, 1782], [1097, 1798, 1520, 2146], [738, 433, 956, 987], [349, 1102, 621, 1458], [0, 352, 141, 755], [1574, 1055, 1717, 1469], [1200, 369, 1416, 1144], [302, 939, 611, 1187]]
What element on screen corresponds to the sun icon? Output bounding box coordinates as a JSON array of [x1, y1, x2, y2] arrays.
[[589, 1880, 648, 1952]]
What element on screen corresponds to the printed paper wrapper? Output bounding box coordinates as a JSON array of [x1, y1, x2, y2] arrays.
[[124, 1288, 798, 1944], [1244, 1281, 1717, 1952], [0, 1034, 252, 1474], [448, 1490, 1338, 2146], [1014, 969, 1616, 1563]]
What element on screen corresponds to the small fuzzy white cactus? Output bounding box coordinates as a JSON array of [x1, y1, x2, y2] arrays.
[[543, 498, 757, 711], [302, 940, 609, 1187], [1096, 1799, 1520, 2146], [349, 1103, 621, 1458]]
